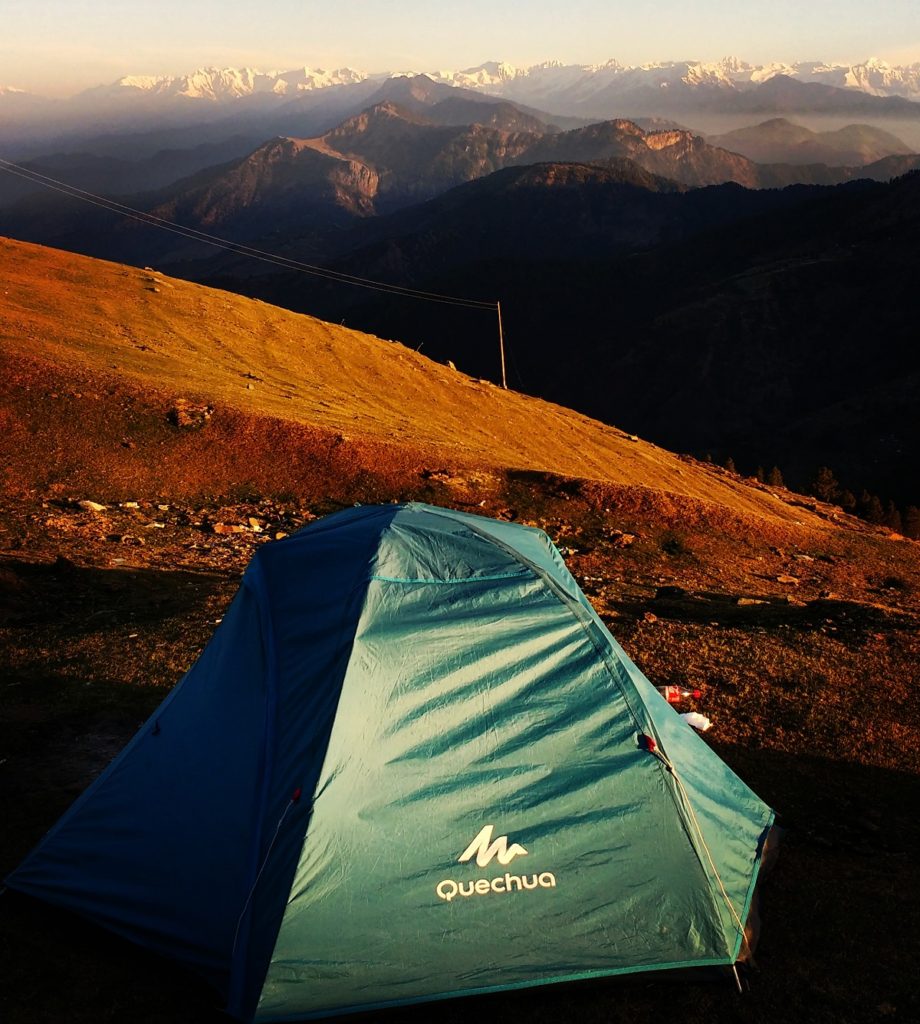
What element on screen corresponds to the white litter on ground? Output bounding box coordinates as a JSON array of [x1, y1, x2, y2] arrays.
[[679, 711, 712, 732]]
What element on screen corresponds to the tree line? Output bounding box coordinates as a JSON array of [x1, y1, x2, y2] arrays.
[[708, 455, 920, 539]]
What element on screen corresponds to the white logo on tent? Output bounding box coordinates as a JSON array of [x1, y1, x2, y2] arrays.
[[458, 825, 528, 867]]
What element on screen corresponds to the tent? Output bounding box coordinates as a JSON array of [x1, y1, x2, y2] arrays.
[[7, 502, 775, 1021]]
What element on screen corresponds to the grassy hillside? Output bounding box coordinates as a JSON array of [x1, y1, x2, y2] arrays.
[[0, 235, 818, 527]]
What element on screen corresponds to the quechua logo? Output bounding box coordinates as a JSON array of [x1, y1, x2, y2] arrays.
[[436, 825, 557, 903], [458, 824, 527, 867]]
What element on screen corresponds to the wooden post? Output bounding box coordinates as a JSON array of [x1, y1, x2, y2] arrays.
[[497, 301, 507, 390]]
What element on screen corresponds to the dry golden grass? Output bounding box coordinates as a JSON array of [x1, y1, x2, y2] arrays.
[[0, 235, 830, 528]]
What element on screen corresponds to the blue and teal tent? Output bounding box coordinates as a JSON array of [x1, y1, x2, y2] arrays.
[[7, 503, 775, 1021]]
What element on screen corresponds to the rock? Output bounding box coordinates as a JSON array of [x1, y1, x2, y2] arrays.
[[643, 612, 658, 624], [248, 518, 263, 532], [77, 500, 107, 513], [122, 501, 139, 508], [736, 597, 768, 606], [776, 574, 800, 585], [274, 532, 289, 541], [168, 400, 213, 429], [447, 360, 457, 370], [212, 523, 248, 535], [608, 530, 636, 548]]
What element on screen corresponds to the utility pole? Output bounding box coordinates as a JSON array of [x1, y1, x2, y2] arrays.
[[497, 301, 507, 390]]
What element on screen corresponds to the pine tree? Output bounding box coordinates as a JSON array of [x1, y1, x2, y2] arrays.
[[812, 466, 841, 504], [904, 506, 920, 539], [754, 466, 765, 483], [838, 489, 856, 512], [864, 495, 885, 525], [767, 466, 784, 487], [884, 501, 903, 533], [724, 456, 737, 474]]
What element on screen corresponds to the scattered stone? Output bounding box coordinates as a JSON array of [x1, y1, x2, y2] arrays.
[[122, 501, 139, 509], [77, 500, 107, 513], [785, 596, 806, 606], [447, 360, 457, 370], [168, 400, 213, 429], [248, 518, 263, 532], [608, 530, 636, 548], [627, 434, 639, 442], [819, 590, 841, 600], [737, 597, 768, 606], [643, 611, 658, 624], [274, 532, 288, 541], [792, 553, 814, 562], [106, 534, 145, 546], [157, 504, 170, 511], [212, 523, 248, 535], [777, 574, 800, 585]]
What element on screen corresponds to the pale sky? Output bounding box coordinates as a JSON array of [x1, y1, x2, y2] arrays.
[[1, 0, 918, 96]]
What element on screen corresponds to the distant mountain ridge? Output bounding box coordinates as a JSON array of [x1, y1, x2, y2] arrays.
[[4, 99, 919, 267], [6, 56, 919, 104], [707, 118, 913, 166]]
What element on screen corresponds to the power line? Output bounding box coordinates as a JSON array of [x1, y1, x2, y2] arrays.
[[0, 154, 510, 388], [0, 156, 497, 310]]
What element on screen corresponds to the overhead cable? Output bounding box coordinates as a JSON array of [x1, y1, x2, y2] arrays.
[[0, 156, 497, 310]]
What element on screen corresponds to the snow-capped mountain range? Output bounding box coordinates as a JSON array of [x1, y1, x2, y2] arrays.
[[429, 57, 920, 102], [3, 56, 920, 105], [101, 65, 368, 100]]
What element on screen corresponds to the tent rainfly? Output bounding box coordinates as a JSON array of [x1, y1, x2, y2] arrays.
[[7, 502, 776, 1021]]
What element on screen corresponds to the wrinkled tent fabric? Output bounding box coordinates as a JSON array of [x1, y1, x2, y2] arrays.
[[7, 503, 775, 1022]]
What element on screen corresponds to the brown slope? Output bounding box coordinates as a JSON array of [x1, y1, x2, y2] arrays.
[[0, 235, 853, 530]]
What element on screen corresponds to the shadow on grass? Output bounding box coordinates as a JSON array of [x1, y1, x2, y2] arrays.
[[0, 554, 230, 631], [605, 585, 917, 639]]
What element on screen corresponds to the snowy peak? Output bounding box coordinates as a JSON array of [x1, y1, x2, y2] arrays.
[[430, 57, 920, 103], [104, 65, 367, 101]]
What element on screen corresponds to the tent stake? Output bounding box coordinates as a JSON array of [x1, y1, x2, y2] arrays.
[[731, 964, 743, 994]]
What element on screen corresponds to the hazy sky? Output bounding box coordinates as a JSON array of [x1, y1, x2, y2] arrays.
[[2, 0, 918, 96]]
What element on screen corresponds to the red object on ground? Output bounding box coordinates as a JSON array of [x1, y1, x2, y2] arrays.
[[657, 685, 702, 704]]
